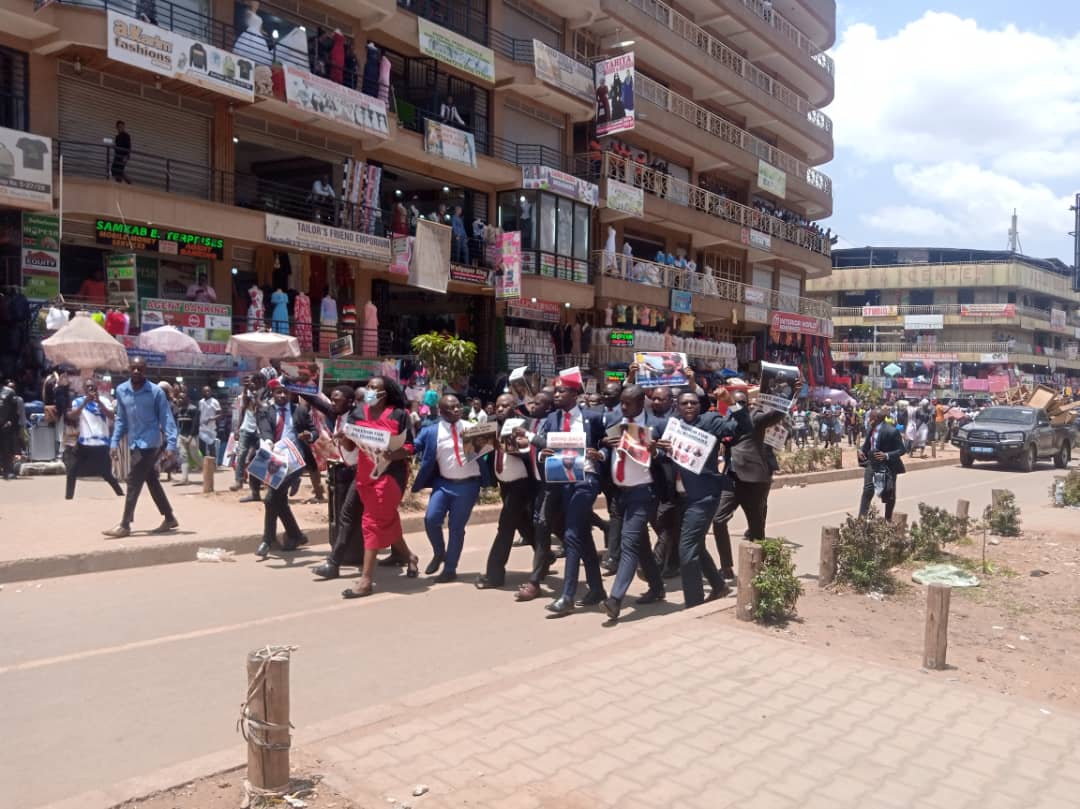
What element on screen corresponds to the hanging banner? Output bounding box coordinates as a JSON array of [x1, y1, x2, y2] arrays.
[[106, 11, 255, 102], [390, 236, 413, 276], [904, 314, 944, 330], [670, 289, 693, 315], [20, 212, 60, 300], [496, 231, 522, 299], [594, 52, 635, 137], [522, 166, 598, 206], [861, 305, 897, 317], [756, 159, 787, 199], [506, 298, 559, 322], [139, 298, 232, 343], [1051, 308, 1068, 330], [770, 311, 831, 338], [960, 303, 1016, 318], [605, 178, 644, 217], [741, 228, 772, 252], [105, 253, 137, 314], [424, 119, 477, 167], [409, 219, 451, 294], [532, 40, 593, 104], [265, 213, 391, 262], [417, 18, 495, 83], [0, 126, 53, 212], [281, 65, 390, 138]]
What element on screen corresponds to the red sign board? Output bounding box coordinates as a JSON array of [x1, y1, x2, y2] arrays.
[[770, 311, 831, 338]]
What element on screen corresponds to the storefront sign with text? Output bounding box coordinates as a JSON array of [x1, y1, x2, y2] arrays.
[[265, 214, 390, 263], [522, 165, 598, 206], [96, 219, 224, 260]]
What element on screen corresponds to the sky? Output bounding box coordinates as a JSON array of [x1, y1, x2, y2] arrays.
[[825, 2, 1080, 262]]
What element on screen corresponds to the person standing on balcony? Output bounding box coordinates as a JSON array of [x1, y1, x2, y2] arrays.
[[440, 96, 466, 128], [111, 121, 131, 184], [451, 206, 470, 265]]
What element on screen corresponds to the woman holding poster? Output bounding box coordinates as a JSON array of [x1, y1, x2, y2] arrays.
[[342, 376, 420, 599]]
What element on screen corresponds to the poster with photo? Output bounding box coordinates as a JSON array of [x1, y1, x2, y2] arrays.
[[247, 438, 306, 489], [633, 352, 688, 388], [508, 366, 537, 403], [280, 360, 322, 395], [758, 362, 800, 413], [617, 422, 653, 467], [594, 52, 635, 137], [462, 422, 498, 462], [661, 419, 717, 476], [763, 424, 788, 451], [543, 431, 586, 484]]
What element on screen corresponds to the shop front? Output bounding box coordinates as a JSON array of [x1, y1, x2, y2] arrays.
[[764, 311, 835, 391]]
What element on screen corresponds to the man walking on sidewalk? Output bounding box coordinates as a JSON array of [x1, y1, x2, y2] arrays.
[[104, 357, 179, 537], [858, 406, 906, 521]]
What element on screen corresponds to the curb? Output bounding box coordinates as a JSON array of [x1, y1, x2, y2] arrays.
[[0, 504, 503, 586], [775, 455, 957, 487], [37, 599, 737, 809]]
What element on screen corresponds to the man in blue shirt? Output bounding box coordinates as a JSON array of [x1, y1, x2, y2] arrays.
[[104, 357, 179, 538]]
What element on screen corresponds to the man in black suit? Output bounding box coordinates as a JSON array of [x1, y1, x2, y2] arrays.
[[514, 391, 559, 602], [858, 406, 907, 521], [255, 384, 315, 557]]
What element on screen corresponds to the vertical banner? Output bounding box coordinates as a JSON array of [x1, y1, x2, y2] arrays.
[[409, 219, 451, 293], [497, 231, 522, 299], [360, 164, 382, 234], [757, 159, 787, 199], [594, 52, 635, 137], [105, 253, 138, 315], [390, 236, 413, 276], [21, 212, 60, 300]]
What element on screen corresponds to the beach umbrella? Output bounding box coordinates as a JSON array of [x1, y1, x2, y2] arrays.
[[138, 326, 201, 355], [42, 314, 129, 372], [883, 363, 902, 377], [227, 331, 301, 359]]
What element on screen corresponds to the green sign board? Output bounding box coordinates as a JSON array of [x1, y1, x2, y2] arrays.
[[106, 253, 138, 316], [21, 212, 60, 300], [95, 219, 225, 260], [319, 358, 383, 382]]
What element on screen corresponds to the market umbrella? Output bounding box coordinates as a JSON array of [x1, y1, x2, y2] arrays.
[[41, 314, 129, 372], [138, 326, 202, 355], [227, 331, 301, 359], [883, 363, 902, 377]]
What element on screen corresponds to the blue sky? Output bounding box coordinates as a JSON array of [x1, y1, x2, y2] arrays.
[[826, 3, 1080, 261]]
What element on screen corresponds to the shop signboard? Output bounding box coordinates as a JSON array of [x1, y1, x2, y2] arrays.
[[0, 126, 53, 212], [105, 253, 137, 315], [320, 358, 386, 382], [265, 213, 390, 263], [95, 219, 224, 260], [605, 178, 644, 217], [741, 228, 772, 252], [417, 18, 495, 84], [506, 298, 560, 323], [424, 119, 477, 167], [532, 40, 593, 104], [139, 297, 232, 343], [770, 311, 831, 338], [521, 165, 599, 206], [670, 289, 693, 315], [1051, 308, 1067, 330], [497, 231, 522, 299], [609, 329, 634, 347], [281, 65, 389, 138], [449, 265, 490, 285], [106, 11, 255, 102], [899, 352, 959, 362], [20, 212, 60, 300], [390, 236, 412, 276], [756, 159, 787, 199], [980, 352, 1009, 364], [861, 305, 897, 317], [594, 53, 635, 136], [744, 304, 769, 324], [959, 303, 1016, 318], [743, 286, 768, 305], [904, 314, 943, 330]]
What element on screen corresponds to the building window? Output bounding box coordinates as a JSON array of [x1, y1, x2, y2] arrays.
[[0, 46, 28, 131], [957, 288, 974, 305], [497, 190, 591, 281]]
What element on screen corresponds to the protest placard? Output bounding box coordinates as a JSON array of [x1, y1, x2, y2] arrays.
[[543, 431, 586, 483], [758, 362, 800, 413], [763, 424, 788, 450], [462, 422, 498, 462], [280, 360, 323, 395], [508, 366, 537, 403], [634, 352, 688, 388], [246, 438, 306, 489], [661, 419, 716, 475]]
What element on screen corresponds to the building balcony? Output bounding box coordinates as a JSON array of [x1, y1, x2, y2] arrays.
[[594, 153, 832, 276], [832, 341, 1080, 370], [599, 0, 833, 163], [633, 72, 831, 218], [785, 0, 837, 50], [677, 0, 834, 106], [829, 303, 1080, 331]]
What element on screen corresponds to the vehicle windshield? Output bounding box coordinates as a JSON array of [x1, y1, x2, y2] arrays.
[[973, 408, 1036, 425]]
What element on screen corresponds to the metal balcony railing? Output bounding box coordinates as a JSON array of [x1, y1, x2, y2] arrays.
[[619, 0, 833, 135], [596, 152, 832, 257], [831, 303, 1080, 327], [831, 342, 1012, 355], [633, 72, 831, 196], [595, 250, 831, 318], [737, 0, 835, 78]]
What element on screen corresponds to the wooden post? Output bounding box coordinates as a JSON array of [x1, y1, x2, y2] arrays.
[[930, 442, 937, 458], [991, 489, 1007, 510], [891, 512, 908, 533], [736, 541, 764, 622], [818, 526, 840, 588], [244, 647, 292, 791], [955, 499, 969, 522], [202, 455, 216, 494], [923, 584, 951, 670]]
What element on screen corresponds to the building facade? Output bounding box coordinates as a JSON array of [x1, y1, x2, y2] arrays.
[[808, 247, 1080, 397], [0, 0, 835, 389]]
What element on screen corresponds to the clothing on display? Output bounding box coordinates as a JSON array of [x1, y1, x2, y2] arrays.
[[294, 291, 313, 352], [46, 306, 70, 331], [248, 286, 265, 331], [361, 43, 381, 97], [270, 289, 290, 334], [362, 300, 379, 356]]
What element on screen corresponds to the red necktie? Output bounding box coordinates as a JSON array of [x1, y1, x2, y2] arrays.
[[562, 410, 571, 431], [274, 407, 285, 441], [450, 422, 464, 465], [615, 417, 631, 483]]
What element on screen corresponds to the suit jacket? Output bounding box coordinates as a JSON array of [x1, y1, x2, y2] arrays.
[[671, 408, 750, 499], [533, 406, 606, 485], [861, 422, 907, 475], [603, 407, 670, 494], [256, 401, 313, 443], [412, 420, 492, 492], [726, 406, 786, 483]]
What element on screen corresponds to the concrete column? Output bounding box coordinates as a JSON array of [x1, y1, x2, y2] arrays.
[[29, 53, 58, 138]]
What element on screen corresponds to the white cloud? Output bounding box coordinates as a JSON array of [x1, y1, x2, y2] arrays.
[[830, 12, 1080, 257]]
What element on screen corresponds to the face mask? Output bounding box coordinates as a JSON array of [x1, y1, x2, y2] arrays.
[[364, 389, 380, 405]]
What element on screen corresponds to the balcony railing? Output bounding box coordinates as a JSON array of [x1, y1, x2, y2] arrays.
[[596, 152, 832, 258], [832, 342, 1012, 355], [595, 250, 831, 318], [618, 0, 833, 135], [737, 0, 835, 78], [831, 303, 1080, 327], [633, 72, 831, 196]]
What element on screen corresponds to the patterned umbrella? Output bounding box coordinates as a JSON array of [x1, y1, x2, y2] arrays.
[[138, 326, 201, 355], [227, 331, 301, 359], [42, 314, 129, 372]]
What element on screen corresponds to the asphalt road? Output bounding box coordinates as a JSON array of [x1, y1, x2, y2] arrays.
[[1, 461, 1070, 808]]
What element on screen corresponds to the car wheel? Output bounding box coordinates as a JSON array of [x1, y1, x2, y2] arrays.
[[1054, 443, 1071, 469], [960, 450, 974, 468], [1020, 445, 1037, 472]]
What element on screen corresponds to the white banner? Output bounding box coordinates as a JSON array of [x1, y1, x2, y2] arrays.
[[0, 127, 52, 211], [742, 228, 772, 251], [904, 314, 944, 330], [757, 159, 787, 199], [533, 40, 593, 104], [522, 165, 598, 206], [744, 304, 770, 324], [282, 65, 389, 138], [107, 11, 255, 102], [980, 353, 1009, 364], [661, 419, 717, 476], [861, 305, 897, 317], [594, 53, 635, 137], [424, 119, 477, 167], [265, 213, 390, 262], [418, 18, 495, 83], [605, 178, 644, 217], [409, 218, 451, 293]]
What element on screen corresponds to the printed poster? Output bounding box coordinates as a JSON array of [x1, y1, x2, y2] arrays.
[[758, 362, 800, 413], [532, 40, 594, 104], [20, 212, 60, 299], [497, 231, 522, 299], [522, 165, 599, 207], [594, 52, 635, 137], [0, 127, 53, 212], [424, 119, 477, 167], [616, 422, 653, 468], [606, 178, 644, 217], [508, 366, 537, 403], [409, 219, 451, 294], [763, 425, 788, 451], [543, 431, 586, 484], [661, 419, 717, 476], [462, 422, 498, 462], [105, 253, 137, 315], [633, 352, 688, 388], [390, 235, 413, 276], [341, 423, 407, 478], [757, 159, 787, 199], [279, 359, 323, 395], [247, 438, 306, 489], [417, 18, 495, 84], [281, 64, 389, 138]]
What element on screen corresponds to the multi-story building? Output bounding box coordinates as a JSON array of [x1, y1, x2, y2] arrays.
[[807, 247, 1080, 397], [0, 0, 835, 388]]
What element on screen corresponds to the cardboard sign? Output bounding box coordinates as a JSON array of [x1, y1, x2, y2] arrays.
[[661, 419, 717, 476]]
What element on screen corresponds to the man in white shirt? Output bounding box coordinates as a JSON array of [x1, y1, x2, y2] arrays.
[[466, 398, 488, 424], [439, 96, 466, 127], [311, 175, 336, 223], [198, 385, 221, 463], [412, 394, 483, 583], [66, 380, 125, 499]]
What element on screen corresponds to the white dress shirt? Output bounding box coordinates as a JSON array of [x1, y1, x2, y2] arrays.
[[437, 419, 480, 480], [612, 417, 653, 488], [493, 442, 528, 483]]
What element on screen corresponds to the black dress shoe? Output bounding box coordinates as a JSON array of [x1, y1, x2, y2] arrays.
[[151, 516, 179, 534], [282, 534, 309, 552], [238, 495, 259, 503], [434, 570, 457, 584], [601, 560, 618, 577], [255, 541, 271, 558], [313, 561, 340, 579], [545, 596, 574, 616], [636, 589, 666, 605], [707, 582, 732, 601], [474, 575, 503, 589], [424, 554, 445, 575], [721, 568, 736, 583], [602, 597, 621, 621], [577, 589, 607, 607]]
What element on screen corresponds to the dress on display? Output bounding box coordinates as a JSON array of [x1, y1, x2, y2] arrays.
[[248, 287, 264, 332], [329, 31, 345, 84], [320, 294, 338, 353], [270, 289, 289, 334], [362, 300, 378, 356], [294, 292, 313, 352]]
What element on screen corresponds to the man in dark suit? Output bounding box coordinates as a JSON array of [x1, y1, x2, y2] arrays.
[[515, 391, 559, 602], [858, 406, 906, 520], [529, 377, 607, 616], [712, 391, 786, 578], [255, 384, 314, 557], [601, 384, 668, 621]]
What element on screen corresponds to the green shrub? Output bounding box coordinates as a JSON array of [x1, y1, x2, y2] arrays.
[[777, 446, 843, 475], [752, 539, 803, 623], [985, 491, 1021, 537], [909, 503, 968, 560], [1052, 471, 1080, 507], [835, 508, 905, 593]]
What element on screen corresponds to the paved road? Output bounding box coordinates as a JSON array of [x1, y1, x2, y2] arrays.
[[0, 462, 1070, 807]]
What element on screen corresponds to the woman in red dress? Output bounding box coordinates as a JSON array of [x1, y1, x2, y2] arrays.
[[342, 375, 419, 598]]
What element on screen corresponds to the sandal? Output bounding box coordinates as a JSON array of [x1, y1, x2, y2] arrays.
[[406, 555, 419, 579], [342, 583, 374, 599]]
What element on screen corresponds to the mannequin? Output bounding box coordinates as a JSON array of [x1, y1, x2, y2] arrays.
[[604, 303, 613, 327], [270, 287, 289, 334], [393, 202, 408, 236], [602, 225, 617, 274], [295, 290, 312, 352], [378, 55, 391, 105], [362, 43, 381, 98], [320, 287, 338, 352], [328, 29, 345, 84], [362, 299, 379, 356], [248, 286, 265, 331], [234, 2, 273, 66]]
